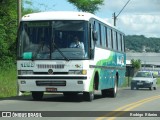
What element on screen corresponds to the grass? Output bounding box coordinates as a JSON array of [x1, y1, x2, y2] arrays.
[[0, 65, 17, 98]]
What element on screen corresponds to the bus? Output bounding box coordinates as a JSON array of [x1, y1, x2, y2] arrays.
[[17, 11, 126, 101]]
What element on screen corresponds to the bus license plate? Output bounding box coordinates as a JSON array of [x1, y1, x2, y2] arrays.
[[46, 88, 57, 92]]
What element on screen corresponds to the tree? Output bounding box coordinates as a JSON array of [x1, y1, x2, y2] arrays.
[[0, 0, 40, 69], [0, 0, 17, 68], [22, 0, 39, 16], [131, 59, 141, 73], [67, 0, 104, 14]]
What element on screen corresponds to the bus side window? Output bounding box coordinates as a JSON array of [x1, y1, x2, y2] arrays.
[[121, 35, 125, 52], [105, 27, 108, 48], [95, 22, 100, 46], [107, 28, 112, 49], [112, 30, 117, 51], [101, 25, 106, 48], [118, 33, 122, 51], [99, 23, 102, 46], [111, 29, 113, 49]]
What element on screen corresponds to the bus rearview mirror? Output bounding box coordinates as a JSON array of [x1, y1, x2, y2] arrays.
[[92, 31, 98, 41]]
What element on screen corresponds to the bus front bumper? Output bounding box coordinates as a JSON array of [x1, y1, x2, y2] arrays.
[[18, 75, 88, 92]]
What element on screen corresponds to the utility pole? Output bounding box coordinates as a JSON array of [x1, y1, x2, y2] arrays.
[[113, 0, 131, 26], [17, 0, 22, 96], [17, 0, 21, 26], [113, 12, 117, 26]]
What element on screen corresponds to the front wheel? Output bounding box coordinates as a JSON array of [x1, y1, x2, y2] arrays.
[[83, 92, 94, 101], [32, 92, 44, 101]]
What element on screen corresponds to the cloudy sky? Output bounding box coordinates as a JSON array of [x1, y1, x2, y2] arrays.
[[26, 0, 160, 38], [99, 0, 160, 38]]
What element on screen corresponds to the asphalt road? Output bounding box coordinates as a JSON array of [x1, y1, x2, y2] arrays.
[[0, 87, 160, 120]]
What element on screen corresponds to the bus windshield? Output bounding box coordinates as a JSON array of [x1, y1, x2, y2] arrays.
[[17, 20, 89, 60]]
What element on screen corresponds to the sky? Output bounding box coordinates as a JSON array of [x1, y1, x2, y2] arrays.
[[24, 0, 160, 38]]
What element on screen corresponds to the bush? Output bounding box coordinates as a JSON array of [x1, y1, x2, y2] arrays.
[[0, 63, 17, 98]]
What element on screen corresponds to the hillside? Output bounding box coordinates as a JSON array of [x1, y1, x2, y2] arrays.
[[125, 35, 160, 53]]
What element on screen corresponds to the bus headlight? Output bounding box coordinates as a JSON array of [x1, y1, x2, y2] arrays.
[[18, 70, 33, 75], [82, 70, 87, 75], [69, 70, 87, 75]]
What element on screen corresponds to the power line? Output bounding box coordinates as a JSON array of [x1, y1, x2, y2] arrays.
[[117, 0, 131, 18], [113, 0, 131, 26]]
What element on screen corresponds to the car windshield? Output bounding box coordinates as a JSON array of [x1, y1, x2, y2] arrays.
[[17, 20, 89, 60], [135, 72, 152, 78]]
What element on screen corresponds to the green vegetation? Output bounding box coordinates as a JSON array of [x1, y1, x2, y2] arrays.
[[67, 0, 104, 14], [125, 35, 160, 52], [0, 0, 38, 98], [0, 65, 17, 98], [131, 59, 141, 73]]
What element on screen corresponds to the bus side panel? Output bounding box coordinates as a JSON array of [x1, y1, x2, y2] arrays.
[[89, 47, 126, 91]]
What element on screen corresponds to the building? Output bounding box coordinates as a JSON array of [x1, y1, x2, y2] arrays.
[[126, 52, 160, 75]]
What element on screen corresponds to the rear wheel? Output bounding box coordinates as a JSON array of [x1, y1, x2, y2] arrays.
[[110, 77, 118, 98], [32, 92, 43, 101], [101, 89, 110, 97]]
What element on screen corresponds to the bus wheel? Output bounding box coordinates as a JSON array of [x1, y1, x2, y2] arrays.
[[110, 77, 118, 98], [83, 91, 94, 101], [32, 92, 43, 101], [101, 89, 110, 97]]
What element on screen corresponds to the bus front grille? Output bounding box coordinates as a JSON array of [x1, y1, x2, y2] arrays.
[[37, 64, 65, 69], [36, 81, 66, 86], [34, 72, 68, 75]]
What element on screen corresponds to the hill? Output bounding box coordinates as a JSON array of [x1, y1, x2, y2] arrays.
[[125, 35, 160, 53]]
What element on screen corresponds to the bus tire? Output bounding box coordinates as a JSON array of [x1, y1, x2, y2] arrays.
[[83, 91, 94, 102], [101, 89, 110, 97], [32, 92, 43, 101], [110, 77, 118, 98]]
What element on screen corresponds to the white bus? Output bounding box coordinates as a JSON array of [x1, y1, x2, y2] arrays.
[[17, 11, 126, 101]]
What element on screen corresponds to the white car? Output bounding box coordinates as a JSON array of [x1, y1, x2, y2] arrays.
[[131, 71, 157, 90]]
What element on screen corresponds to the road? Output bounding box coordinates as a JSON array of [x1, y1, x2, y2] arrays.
[[0, 87, 160, 120]]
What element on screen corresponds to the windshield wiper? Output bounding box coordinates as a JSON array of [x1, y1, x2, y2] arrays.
[[52, 42, 70, 61]]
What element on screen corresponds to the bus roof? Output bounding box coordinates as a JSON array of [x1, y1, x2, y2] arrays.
[[21, 11, 125, 33], [22, 11, 114, 27]]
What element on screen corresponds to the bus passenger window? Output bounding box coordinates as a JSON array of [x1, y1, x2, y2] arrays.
[[111, 29, 113, 49], [112, 31, 117, 51], [107, 28, 112, 49], [101, 25, 106, 48], [121, 35, 125, 52], [105, 27, 108, 48], [118, 33, 122, 51], [95, 22, 100, 46]]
